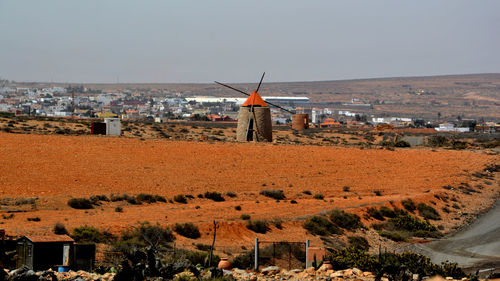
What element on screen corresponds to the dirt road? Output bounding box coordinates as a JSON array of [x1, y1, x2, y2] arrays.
[[416, 198, 500, 269]]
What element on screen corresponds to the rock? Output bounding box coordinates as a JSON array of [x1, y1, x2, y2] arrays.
[[261, 266, 280, 275], [304, 267, 316, 274], [344, 269, 354, 277], [352, 268, 362, 276], [330, 271, 343, 278], [364, 271, 375, 277], [222, 269, 233, 277], [232, 269, 247, 275]]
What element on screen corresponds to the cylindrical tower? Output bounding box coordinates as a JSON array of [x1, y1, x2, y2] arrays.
[[292, 114, 309, 130], [237, 107, 272, 142]]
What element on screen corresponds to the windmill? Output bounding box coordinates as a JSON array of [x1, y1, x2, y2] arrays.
[[215, 73, 294, 142]]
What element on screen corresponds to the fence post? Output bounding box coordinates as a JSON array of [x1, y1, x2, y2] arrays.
[[305, 240, 310, 268], [254, 238, 259, 271]]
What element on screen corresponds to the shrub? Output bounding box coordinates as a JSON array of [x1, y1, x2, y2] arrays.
[[417, 203, 441, 220], [232, 251, 254, 269], [374, 190, 382, 196], [240, 214, 251, 220], [154, 195, 167, 202], [302, 216, 343, 236], [226, 191, 237, 198], [195, 243, 212, 251], [428, 135, 448, 147], [389, 214, 437, 232], [234, 205, 242, 211], [114, 222, 175, 252], [72, 226, 106, 243], [136, 193, 160, 203], [272, 218, 283, 229], [173, 194, 187, 204], [115, 206, 123, 212], [343, 186, 350, 192], [313, 194, 324, 200], [329, 209, 363, 230], [174, 223, 201, 239], [348, 236, 370, 251], [366, 207, 385, 221], [27, 217, 41, 222], [326, 248, 465, 279], [394, 140, 411, 147], [204, 191, 225, 202], [53, 222, 68, 235], [67, 198, 94, 209], [379, 206, 396, 218], [401, 198, 416, 212], [89, 195, 109, 204], [260, 189, 285, 200], [379, 231, 407, 242], [302, 190, 312, 195], [290, 200, 298, 204], [246, 220, 270, 233]]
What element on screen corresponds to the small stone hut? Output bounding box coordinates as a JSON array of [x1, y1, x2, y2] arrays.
[[16, 235, 74, 271], [236, 92, 272, 142]]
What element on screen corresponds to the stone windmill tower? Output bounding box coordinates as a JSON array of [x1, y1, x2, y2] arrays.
[[216, 73, 293, 142]]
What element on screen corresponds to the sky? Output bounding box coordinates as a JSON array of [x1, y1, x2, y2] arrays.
[[1, 0, 499, 83]]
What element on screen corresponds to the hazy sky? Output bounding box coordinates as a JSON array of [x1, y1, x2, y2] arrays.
[[1, 0, 499, 83]]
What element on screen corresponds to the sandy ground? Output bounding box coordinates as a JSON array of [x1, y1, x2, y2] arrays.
[[0, 132, 498, 253]]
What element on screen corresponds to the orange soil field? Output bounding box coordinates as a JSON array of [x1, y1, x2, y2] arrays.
[[0, 132, 498, 251]]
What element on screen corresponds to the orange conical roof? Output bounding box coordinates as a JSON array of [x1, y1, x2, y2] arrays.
[[242, 92, 268, 107]]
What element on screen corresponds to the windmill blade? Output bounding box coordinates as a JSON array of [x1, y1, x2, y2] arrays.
[[214, 81, 250, 97], [215, 80, 295, 114], [255, 72, 265, 93]]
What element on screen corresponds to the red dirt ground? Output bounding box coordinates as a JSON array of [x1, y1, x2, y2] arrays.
[[0, 132, 498, 252]]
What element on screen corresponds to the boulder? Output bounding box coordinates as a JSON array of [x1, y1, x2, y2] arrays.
[[260, 266, 280, 275], [352, 268, 363, 276]]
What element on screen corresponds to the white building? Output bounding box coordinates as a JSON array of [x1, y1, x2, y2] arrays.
[[435, 123, 470, 132], [104, 118, 121, 135]]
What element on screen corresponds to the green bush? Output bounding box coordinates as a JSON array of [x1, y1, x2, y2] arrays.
[[260, 189, 285, 200], [246, 220, 270, 233], [240, 214, 251, 220], [231, 251, 254, 269], [204, 191, 225, 202], [67, 198, 94, 209], [428, 135, 448, 147], [173, 194, 187, 204], [114, 222, 175, 252], [417, 203, 441, 220], [379, 206, 396, 218], [302, 190, 312, 195], [234, 205, 241, 211], [53, 222, 68, 235], [174, 223, 201, 239], [348, 236, 370, 251], [136, 193, 165, 203], [379, 231, 407, 242], [394, 140, 411, 147], [329, 209, 363, 230], [366, 207, 385, 221], [313, 194, 324, 200], [389, 214, 437, 232], [326, 248, 465, 279], [401, 198, 416, 212], [72, 226, 107, 243], [226, 191, 237, 198], [302, 216, 343, 236]]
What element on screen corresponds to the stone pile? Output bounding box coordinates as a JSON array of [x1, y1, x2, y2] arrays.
[[0, 265, 478, 281]]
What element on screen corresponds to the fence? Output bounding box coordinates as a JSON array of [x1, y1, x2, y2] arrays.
[[254, 239, 310, 270]]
